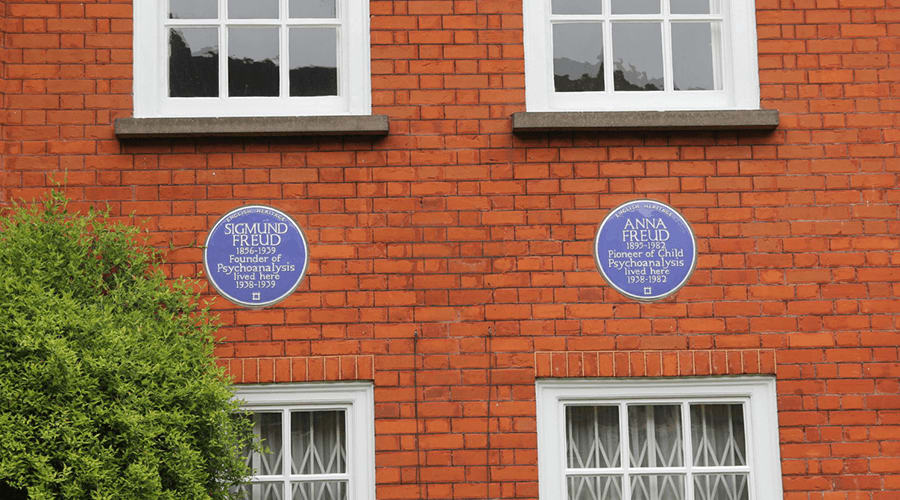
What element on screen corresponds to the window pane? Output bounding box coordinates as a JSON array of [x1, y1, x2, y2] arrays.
[[566, 475, 622, 500], [228, 0, 278, 18], [244, 412, 283, 475], [631, 475, 684, 500], [290, 28, 338, 96], [611, 0, 659, 14], [566, 406, 620, 469], [169, 0, 216, 19], [291, 481, 347, 500], [291, 410, 346, 475], [628, 405, 682, 467], [672, 22, 720, 91], [691, 404, 747, 467], [552, 0, 602, 15], [228, 27, 279, 97], [671, 0, 720, 15], [169, 28, 218, 97], [612, 22, 663, 91], [233, 481, 284, 500], [693, 474, 750, 500], [553, 23, 604, 92], [290, 0, 336, 18]]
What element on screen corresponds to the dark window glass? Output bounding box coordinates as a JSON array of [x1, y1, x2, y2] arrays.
[[228, 27, 279, 97], [290, 28, 338, 96], [169, 0, 217, 19], [228, 0, 278, 19], [611, 0, 659, 14], [553, 23, 604, 92], [169, 28, 218, 97], [551, 0, 602, 15], [290, 0, 336, 18], [672, 22, 719, 90], [612, 22, 663, 91], [671, 0, 718, 14]]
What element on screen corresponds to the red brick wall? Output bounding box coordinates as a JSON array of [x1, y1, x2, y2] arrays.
[[2, 0, 899, 499]]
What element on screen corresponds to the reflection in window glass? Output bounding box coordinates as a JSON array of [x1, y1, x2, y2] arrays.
[[551, 0, 602, 15], [228, 0, 278, 19], [169, 28, 218, 97], [169, 0, 216, 19], [671, 0, 719, 15], [612, 22, 663, 91], [611, 0, 659, 14], [553, 23, 604, 92], [228, 27, 279, 97], [290, 28, 338, 96], [672, 22, 720, 91], [290, 0, 336, 18]]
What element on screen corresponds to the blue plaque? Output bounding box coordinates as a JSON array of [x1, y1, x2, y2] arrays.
[[594, 200, 697, 302], [203, 205, 309, 308]]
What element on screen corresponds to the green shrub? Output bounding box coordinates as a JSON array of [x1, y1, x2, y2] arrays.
[[0, 193, 253, 499]]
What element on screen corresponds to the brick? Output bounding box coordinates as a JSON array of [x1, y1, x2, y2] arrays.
[[2, 5, 898, 498]]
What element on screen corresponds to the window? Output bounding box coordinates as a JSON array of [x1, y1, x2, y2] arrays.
[[536, 377, 782, 500], [233, 382, 375, 500], [522, 0, 761, 111], [133, 0, 371, 117]]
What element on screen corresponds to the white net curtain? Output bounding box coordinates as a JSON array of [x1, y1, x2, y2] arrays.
[[234, 410, 348, 500], [566, 403, 749, 500]]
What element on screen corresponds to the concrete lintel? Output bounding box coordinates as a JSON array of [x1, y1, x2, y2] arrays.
[[115, 115, 390, 139], [512, 109, 779, 133]]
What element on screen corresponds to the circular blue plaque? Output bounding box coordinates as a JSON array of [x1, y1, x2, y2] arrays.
[[594, 200, 697, 302], [203, 205, 309, 308]]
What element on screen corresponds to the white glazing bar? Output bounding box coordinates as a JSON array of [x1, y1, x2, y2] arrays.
[[280, 0, 288, 98], [712, 20, 723, 91], [603, 0, 614, 92], [283, 409, 291, 500], [566, 467, 626, 475], [662, 0, 673, 92], [287, 473, 351, 481], [218, 0, 227, 100], [620, 403, 631, 500], [682, 403, 694, 500]]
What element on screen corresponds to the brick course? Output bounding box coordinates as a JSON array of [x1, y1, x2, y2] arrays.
[[2, 0, 900, 498]]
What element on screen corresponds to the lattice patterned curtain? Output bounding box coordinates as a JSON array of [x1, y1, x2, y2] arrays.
[[291, 410, 347, 500], [233, 410, 348, 500], [565, 403, 749, 500]]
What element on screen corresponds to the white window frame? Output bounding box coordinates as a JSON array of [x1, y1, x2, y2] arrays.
[[536, 376, 783, 500], [234, 382, 375, 500], [133, 0, 371, 117], [523, 0, 761, 111]]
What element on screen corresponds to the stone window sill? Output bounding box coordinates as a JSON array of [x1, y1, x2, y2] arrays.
[[511, 109, 779, 133], [114, 115, 390, 139]]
